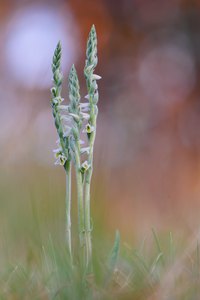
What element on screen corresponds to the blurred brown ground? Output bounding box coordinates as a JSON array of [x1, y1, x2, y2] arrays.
[[0, 0, 200, 247]]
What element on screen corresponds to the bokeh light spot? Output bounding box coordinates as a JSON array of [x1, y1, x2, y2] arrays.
[[5, 4, 79, 88]]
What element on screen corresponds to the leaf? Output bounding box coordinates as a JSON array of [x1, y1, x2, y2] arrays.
[[169, 231, 175, 264], [150, 252, 163, 275], [107, 230, 120, 274], [152, 228, 165, 266]]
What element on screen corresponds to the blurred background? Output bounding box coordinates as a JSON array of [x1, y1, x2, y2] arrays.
[[0, 0, 200, 259]]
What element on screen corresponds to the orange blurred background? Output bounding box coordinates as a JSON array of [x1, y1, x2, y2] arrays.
[[1, 0, 200, 245]]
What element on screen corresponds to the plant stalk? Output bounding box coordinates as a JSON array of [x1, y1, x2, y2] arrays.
[[74, 145, 85, 264], [65, 160, 73, 265], [84, 109, 97, 271]]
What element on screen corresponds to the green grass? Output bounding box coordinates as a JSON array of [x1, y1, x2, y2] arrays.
[[0, 166, 200, 299], [0, 227, 200, 299]]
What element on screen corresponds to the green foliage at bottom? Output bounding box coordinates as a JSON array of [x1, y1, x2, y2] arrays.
[[0, 230, 200, 300]]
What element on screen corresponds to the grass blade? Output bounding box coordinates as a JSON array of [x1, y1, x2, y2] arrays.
[[152, 228, 165, 266], [105, 230, 120, 285]]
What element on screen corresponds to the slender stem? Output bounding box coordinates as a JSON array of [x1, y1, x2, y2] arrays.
[[74, 145, 85, 264], [65, 160, 73, 265], [84, 172, 93, 271], [84, 111, 97, 271]]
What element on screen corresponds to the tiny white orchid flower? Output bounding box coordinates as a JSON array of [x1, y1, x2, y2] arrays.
[[53, 148, 62, 156], [80, 139, 85, 145], [80, 103, 90, 108], [68, 113, 80, 122], [80, 147, 90, 155], [92, 74, 101, 80], [80, 103, 90, 112], [58, 105, 69, 110], [83, 123, 95, 134], [53, 148, 67, 166], [55, 155, 67, 166], [80, 160, 90, 173], [81, 112, 90, 120], [61, 115, 72, 122]]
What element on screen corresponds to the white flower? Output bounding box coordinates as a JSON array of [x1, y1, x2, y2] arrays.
[[53, 148, 67, 166], [68, 113, 80, 122], [80, 103, 90, 108], [80, 160, 90, 173], [92, 74, 101, 80], [83, 123, 95, 134], [80, 147, 90, 155], [80, 103, 90, 112], [51, 96, 64, 106], [58, 105, 69, 110], [61, 115, 72, 123], [81, 112, 90, 120], [63, 126, 71, 137]]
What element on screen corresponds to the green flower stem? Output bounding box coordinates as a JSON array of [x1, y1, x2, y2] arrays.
[[83, 25, 99, 272], [84, 146, 94, 270], [84, 104, 97, 272], [68, 65, 86, 262], [51, 42, 72, 265], [64, 160, 73, 265], [74, 144, 85, 264], [75, 142, 86, 268]]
